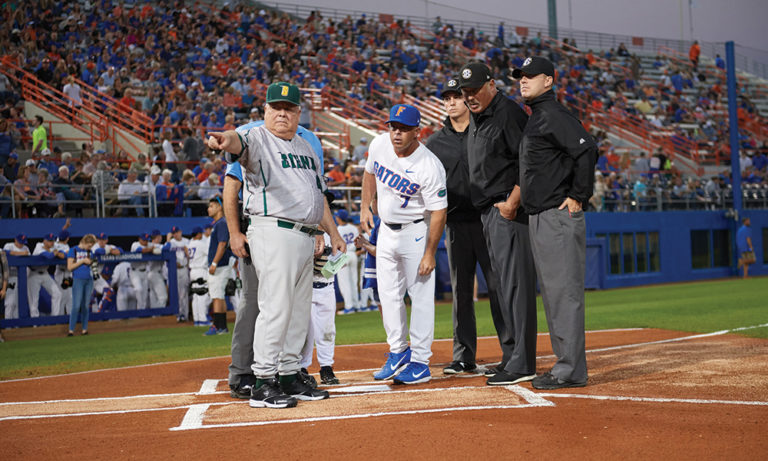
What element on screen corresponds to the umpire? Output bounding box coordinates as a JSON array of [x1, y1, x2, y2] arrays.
[[459, 61, 537, 386], [514, 56, 597, 389], [425, 77, 503, 375]]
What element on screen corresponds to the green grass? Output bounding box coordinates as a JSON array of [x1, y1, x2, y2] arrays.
[[1, 278, 766, 380]]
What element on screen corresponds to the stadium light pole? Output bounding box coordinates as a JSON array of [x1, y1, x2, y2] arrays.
[[547, 0, 558, 39], [725, 41, 742, 218]]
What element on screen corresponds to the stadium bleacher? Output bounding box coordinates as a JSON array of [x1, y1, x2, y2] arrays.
[[0, 0, 766, 220]]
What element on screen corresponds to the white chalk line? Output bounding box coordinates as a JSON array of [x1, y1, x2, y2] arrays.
[[537, 322, 768, 360], [169, 404, 548, 431], [0, 327, 648, 383], [537, 393, 768, 406], [198, 379, 219, 395], [4, 322, 766, 407]]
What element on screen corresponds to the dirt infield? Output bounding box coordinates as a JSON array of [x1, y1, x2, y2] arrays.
[[1, 328, 766, 459]]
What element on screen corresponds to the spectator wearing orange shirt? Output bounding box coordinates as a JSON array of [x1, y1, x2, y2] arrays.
[[120, 88, 137, 113], [197, 162, 214, 183], [689, 41, 701, 71], [326, 162, 346, 186]]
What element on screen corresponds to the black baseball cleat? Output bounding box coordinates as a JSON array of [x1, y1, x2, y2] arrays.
[[249, 378, 298, 409], [281, 376, 330, 401], [319, 366, 340, 385], [483, 363, 507, 377], [531, 372, 587, 390], [298, 368, 318, 389], [486, 371, 536, 386], [443, 361, 477, 375], [230, 374, 256, 399]]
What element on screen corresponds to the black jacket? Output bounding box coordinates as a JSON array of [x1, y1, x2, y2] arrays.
[[425, 117, 480, 222], [466, 90, 529, 224], [519, 90, 598, 214]]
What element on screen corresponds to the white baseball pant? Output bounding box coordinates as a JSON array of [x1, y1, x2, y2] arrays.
[[148, 269, 168, 307], [130, 268, 149, 310], [116, 285, 137, 311], [4, 276, 18, 319], [376, 220, 435, 365], [176, 267, 190, 318], [54, 271, 73, 314], [28, 271, 63, 317], [190, 268, 210, 323], [300, 283, 337, 369]]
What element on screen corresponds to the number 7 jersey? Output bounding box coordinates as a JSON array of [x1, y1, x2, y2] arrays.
[[365, 133, 447, 224]]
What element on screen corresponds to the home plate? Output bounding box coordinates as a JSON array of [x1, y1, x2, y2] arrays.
[[202, 385, 537, 426], [327, 384, 392, 393]]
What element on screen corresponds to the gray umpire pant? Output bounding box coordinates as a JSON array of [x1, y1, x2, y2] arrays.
[[228, 257, 259, 387], [528, 207, 588, 383], [480, 207, 537, 375], [444, 220, 504, 365]]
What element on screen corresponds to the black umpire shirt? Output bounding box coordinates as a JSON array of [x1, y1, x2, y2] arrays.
[[425, 117, 480, 223], [519, 89, 598, 215], [466, 90, 529, 224]]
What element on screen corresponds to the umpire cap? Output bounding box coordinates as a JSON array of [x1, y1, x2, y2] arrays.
[[512, 56, 555, 79], [458, 62, 492, 89], [442, 77, 462, 97]]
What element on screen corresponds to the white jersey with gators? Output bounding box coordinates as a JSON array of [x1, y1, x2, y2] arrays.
[[188, 238, 209, 271], [365, 133, 448, 223], [236, 124, 327, 224]]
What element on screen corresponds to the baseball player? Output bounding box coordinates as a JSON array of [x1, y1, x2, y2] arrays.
[[164, 226, 191, 322], [54, 231, 73, 315], [187, 227, 211, 326], [202, 223, 213, 247], [92, 264, 114, 312], [360, 104, 448, 385], [334, 209, 361, 315], [299, 232, 341, 385], [3, 234, 31, 319], [0, 249, 8, 342], [111, 261, 137, 311], [130, 233, 153, 310], [223, 121, 326, 398], [29, 233, 65, 317], [93, 232, 122, 272], [208, 81, 344, 408], [355, 213, 380, 308], [148, 230, 168, 308]]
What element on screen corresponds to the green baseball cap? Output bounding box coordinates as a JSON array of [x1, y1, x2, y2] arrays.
[[266, 82, 300, 106]]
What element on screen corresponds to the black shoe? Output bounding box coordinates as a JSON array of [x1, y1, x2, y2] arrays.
[[281, 375, 330, 401], [249, 378, 298, 408], [319, 366, 340, 385], [298, 368, 318, 389], [483, 363, 506, 377], [486, 371, 536, 386], [443, 361, 477, 375], [230, 374, 256, 399], [531, 372, 587, 390]]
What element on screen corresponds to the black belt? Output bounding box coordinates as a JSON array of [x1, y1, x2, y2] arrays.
[[248, 217, 322, 236], [136, 268, 146, 272], [313, 281, 332, 289], [384, 218, 424, 230], [35, 270, 47, 274]]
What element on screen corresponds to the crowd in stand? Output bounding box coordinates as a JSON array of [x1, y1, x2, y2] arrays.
[[0, 0, 766, 218]]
